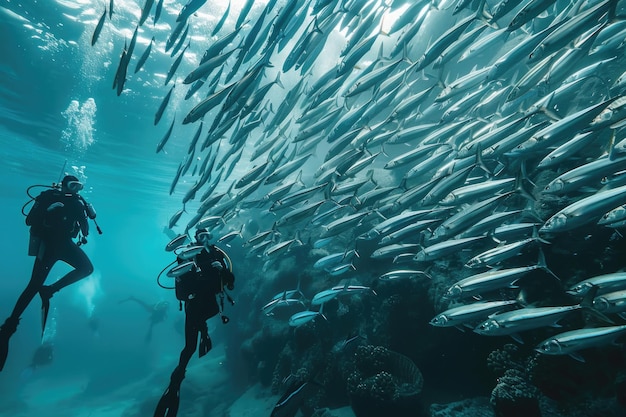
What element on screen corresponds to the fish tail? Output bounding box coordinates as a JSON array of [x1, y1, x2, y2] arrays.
[[475, 0, 494, 24], [515, 164, 537, 202], [537, 248, 559, 282]]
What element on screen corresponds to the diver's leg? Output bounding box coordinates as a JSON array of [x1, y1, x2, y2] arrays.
[[154, 316, 198, 417], [0, 253, 54, 371], [177, 314, 199, 369], [10, 255, 53, 319], [145, 322, 154, 343], [43, 241, 93, 296], [38, 241, 91, 334]]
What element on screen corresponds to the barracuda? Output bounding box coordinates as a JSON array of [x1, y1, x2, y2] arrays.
[[474, 304, 584, 339], [568, 272, 626, 297], [414, 236, 489, 262], [465, 235, 549, 269], [445, 262, 550, 300], [540, 184, 626, 233], [430, 300, 518, 329], [535, 325, 626, 360], [430, 193, 512, 242], [542, 155, 626, 195]]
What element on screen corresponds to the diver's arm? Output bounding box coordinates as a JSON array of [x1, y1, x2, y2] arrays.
[[120, 296, 153, 313], [25, 191, 49, 226]]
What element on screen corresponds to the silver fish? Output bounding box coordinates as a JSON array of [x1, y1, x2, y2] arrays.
[[91, 7, 107, 46], [430, 300, 518, 329], [535, 325, 626, 360]]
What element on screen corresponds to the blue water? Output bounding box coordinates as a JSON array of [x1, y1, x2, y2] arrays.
[[3, 1, 626, 416], [0, 1, 247, 414]]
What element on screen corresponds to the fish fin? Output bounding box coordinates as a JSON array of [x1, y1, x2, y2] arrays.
[[515, 290, 531, 308], [533, 227, 551, 245], [608, 129, 619, 160], [519, 158, 537, 189], [540, 106, 562, 122], [475, 0, 494, 24], [274, 72, 284, 89], [569, 352, 586, 362], [315, 301, 325, 315], [537, 248, 559, 281], [510, 333, 524, 344], [474, 142, 492, 177]]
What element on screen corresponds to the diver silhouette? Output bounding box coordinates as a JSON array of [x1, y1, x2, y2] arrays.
[[0, 175, 100, 372], [154, 228, 235, 417], [119, 296, 169, 342]]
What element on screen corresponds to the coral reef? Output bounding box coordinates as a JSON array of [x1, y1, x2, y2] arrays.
[[490, 369, 540, 417], [347, 345, 424, 417], [486, 344, 527, 375]]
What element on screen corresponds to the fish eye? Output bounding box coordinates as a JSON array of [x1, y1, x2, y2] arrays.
[[480, 320, 498, 331], [548, 340, 560, 352], [593, 298, 609, 311]]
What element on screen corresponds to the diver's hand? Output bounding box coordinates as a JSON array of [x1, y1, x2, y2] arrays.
[[211, 261, 223, 271], [224, 271, 235, 290], [47, 202, 64, 211]]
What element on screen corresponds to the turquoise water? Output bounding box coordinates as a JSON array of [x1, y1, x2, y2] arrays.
[[0, 1, 244, 414], [3, 1, 626, 417]]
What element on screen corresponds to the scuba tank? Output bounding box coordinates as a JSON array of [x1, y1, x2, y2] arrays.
[[85, 202, 97, 220]]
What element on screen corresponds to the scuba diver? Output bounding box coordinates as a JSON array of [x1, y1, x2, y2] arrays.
[[29, 341, 54, 370], [0, 174, 101, 372], [118, 296, 170, 342], [154, 228, 235, 417]]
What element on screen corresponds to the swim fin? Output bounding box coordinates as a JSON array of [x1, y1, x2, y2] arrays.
[[153, 384, 181, 417], [0, 341, 7, 372], [40, 298, 50, 339], [40, 285, 54, 338], [154, 367, 185, 417], [0, 317, 19, 372], [198, 324, 212, 358]]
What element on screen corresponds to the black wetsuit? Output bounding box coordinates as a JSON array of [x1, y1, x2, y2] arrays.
[[15, 189, 92, 320], [0, 188, 94, 371], [154, 243, 235, 417], [176, 244, 231, 369]]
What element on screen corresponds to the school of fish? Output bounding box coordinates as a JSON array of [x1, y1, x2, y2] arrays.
[[94, 0, 626, 361]]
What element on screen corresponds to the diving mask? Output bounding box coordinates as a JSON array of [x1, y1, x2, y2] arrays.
[[196, 231, 212, 244], [66, 180, 84, 193]]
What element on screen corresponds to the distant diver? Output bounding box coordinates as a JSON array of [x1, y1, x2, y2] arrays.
[[87, 311, 101, 336], [20, 341, 54, 380], [154, 228, 235, 417], [0, 174, 102, 372], [29, 341, 54, 369], [118, 296, 170, 342]]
